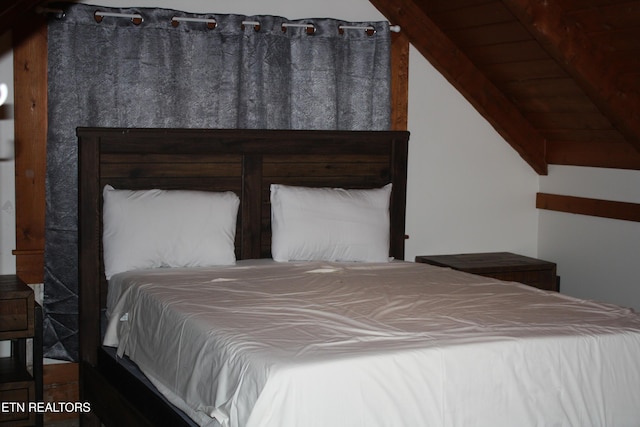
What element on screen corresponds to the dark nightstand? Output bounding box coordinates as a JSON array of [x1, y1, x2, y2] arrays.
[[415, 252, 559, 292], [0, 275, 43, 427]]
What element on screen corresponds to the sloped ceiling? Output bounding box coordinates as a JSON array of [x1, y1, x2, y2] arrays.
[[4, 1, 640, 174], [370, 0, 640, 174], [0, 0, 43, 35]]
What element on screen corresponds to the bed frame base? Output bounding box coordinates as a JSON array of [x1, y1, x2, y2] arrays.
[[81, 351, 192, 426]]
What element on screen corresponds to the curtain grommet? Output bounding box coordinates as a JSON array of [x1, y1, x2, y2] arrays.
[[241, 21, 261, 32], [281, 23, 315, 34], [94, 11, 144, 25], [338, 25, 377, 36], [171, 17, 217, 29]]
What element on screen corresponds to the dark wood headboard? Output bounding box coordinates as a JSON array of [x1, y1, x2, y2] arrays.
[[77, 128, 409, 365]]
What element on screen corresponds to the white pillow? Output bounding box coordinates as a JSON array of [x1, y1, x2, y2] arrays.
[[270, 183, 392, 262], [102, 185, 240, 279]]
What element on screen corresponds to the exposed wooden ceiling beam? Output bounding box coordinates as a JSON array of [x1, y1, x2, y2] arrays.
[[369, 0, 548, 174], [501, 0, 640, 152], [0, 0, 44, 34]]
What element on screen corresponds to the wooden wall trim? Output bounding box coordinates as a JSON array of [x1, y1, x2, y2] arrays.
[[391, 31, 409, 131], [536, 193, 640, 223], [546, 141, 640, 170], [12, 11, 47, 284], [0, 1, 43, 35]]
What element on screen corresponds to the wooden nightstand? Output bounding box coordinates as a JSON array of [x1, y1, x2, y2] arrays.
[[415, 252, 559, 292], [0, 275, 43, 427]]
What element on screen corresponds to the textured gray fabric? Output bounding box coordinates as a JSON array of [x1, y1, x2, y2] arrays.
[[45, 3, 391, 361]]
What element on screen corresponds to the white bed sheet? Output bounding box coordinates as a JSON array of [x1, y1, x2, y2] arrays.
[[104, 260, 640, 427]]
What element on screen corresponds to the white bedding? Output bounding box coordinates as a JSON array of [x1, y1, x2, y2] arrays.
[[104, 260, 640, 427]]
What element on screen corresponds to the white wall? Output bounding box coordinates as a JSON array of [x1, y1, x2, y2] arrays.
[[0, 31, 15, 275], [0, 31, 15, 357], [539, 166, 640, 310], [404, 46, 539, 260]]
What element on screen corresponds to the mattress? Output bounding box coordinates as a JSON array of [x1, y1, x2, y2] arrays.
[[104, 260, 640, 427]]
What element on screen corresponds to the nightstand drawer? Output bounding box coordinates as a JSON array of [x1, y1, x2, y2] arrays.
[[0, 381, 36, 424], [0, 275, 42, 426], [0, 277, 35, 340], [0, 298, 31, 336]]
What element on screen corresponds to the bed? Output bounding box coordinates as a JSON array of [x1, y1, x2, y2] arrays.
[[77, 128, 640, 427]]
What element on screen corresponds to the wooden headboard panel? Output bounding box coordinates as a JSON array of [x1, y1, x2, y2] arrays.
[[78, 128, 409, 364]]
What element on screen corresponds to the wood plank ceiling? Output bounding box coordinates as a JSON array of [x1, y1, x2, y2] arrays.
[[371, 0, 640, 174]]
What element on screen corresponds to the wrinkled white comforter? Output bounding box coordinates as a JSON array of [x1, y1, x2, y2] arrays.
[[104, 260, 640, 427]]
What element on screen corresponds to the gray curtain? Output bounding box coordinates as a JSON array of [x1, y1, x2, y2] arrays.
[[45, 3, 391, 361]]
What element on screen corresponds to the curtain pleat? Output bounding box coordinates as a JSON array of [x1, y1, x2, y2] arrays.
[[44, 3, 391, 360]]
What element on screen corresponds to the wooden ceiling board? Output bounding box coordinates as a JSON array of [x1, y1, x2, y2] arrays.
[[514, 94, 601, 114], [421, 0, 496, 14], [484, 59, 568, 83], [524, 112, 614, 130], [446, 21, 533, 47], [369, 0, 548, 174], [372, 0, 640, 171], [606, 51, 640, 74], [555, 0, 635, 11], [542, 129, 628, 143], [465, 40, 549, 65], [616, 71, 640, 88], [501, 0, 640, 151], [565, 2, 640, 31], [427, 2, 515, 30], [504, 78, 588, 98], [588, 28, 640, 51], [547, 141, 640, 170], [0, 0, 43, 35]]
